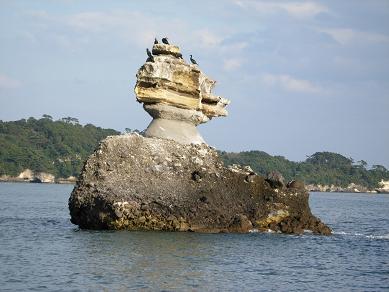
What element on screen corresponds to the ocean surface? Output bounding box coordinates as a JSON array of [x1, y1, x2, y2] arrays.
[[0, 183, 388, 291]]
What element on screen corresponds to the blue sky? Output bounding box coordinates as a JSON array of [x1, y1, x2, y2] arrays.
[[1, 0, 388, 167]]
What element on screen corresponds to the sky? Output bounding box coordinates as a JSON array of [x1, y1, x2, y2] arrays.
[[0, 0, 388, 167]]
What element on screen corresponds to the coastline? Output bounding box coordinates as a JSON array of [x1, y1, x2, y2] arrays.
[[0, 179, 76, 185], [0, 175, 76, 185], [2, 167, 388, 193], [306, 183, 389, 194], [1, 175, 388, 193]]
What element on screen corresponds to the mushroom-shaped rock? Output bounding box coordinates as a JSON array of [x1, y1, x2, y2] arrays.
[[68, 41, 332, 236], [134, 43, 230, 144]]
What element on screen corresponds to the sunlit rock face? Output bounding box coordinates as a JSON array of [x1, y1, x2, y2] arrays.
[[134, 43, 230, 144], [69, 133, 332, 235]]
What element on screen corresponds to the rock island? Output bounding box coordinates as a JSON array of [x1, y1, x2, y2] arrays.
[[69, 41, 331, 235]]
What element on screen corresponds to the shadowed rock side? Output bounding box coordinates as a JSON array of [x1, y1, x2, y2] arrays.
[[69, 134, 331, 235]]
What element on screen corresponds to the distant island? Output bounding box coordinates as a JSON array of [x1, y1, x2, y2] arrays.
[[1, 116, 388, 192]]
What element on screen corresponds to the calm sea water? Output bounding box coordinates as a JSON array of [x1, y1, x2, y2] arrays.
[[0, 183, 388, 291]]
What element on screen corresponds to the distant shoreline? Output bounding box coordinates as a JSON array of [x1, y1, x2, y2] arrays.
[[2, 177, 389, 194], [0, 176, 76, 185], [2, 118, 389, 192], [0, 180, 75, 185], [306, 183, 388, 194]]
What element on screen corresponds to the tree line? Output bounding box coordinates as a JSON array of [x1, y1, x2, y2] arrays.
[[1, 116, 388, 188], [0, 116, 119, 178], [219, 150, 389, 188]]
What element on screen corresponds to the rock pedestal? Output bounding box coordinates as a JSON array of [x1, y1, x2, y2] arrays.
[[68, 41, 331, 235], [69, 134, 331, 234], [134, 43, 229, 144]]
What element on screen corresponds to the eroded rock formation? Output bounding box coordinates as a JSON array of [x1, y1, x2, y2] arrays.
[[68, 40, 331, 235], [134, 43, 229, 144], [69, 133, 331, 234]]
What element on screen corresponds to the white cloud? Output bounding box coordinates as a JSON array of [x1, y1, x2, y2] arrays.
[[25, 10, 187, 49], [318, 28, 389, 45], [24, 9, 249, 67], [221, 41, 248, 54], [26, 10, 50, 19], [234, 0, 328, 18], [26, 9, 231, 51], [193, 29, 223, 49], [223, 58, 244, 71], [261, 73, 322, 93], [65, 11, 171, 47], [0, 74, 21, 89]]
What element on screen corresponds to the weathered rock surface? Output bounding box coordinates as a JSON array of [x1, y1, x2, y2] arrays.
[[134, 43, 229, 144], [69, 133, 331, 235], [4, 169, 56, 183], [18, 169, 34, 180], [34, 172, 55, 183], [0, 170, 76, 184], [69, 41, 331, 235], [306, 183, 375, 193], [376, 179, 389, 193]]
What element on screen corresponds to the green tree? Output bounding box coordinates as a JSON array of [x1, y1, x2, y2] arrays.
[[219, 151, 389, 189], [0, 117, 119, 177], [42, 114, 53, 120]]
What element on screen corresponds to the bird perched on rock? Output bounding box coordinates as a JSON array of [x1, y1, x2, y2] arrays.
[[162, 37, 169, 45], [190, 55, 198, 65], [154, 38, 158, 44], [146, 48, 154, 62]]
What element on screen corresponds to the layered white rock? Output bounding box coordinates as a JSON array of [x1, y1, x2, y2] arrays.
[[134, 43, 230, 144]]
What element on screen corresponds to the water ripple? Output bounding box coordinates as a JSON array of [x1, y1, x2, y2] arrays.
[[0, 185, 388, 291]]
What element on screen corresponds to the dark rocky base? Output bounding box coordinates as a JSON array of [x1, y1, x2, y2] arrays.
[[69, 134, 331, 235]]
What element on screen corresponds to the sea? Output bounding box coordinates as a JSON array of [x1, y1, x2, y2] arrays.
[[0, 183, 388, 291]]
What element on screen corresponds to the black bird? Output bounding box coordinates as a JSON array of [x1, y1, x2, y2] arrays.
[[162, 37, 169, 45], [154, 38, 158, 44], [146, 48, 154, 62], [146, 48, 153, 58], [190, 55, 198, 65]]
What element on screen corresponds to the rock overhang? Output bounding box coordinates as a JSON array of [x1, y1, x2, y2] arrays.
[[67, 40, 332, 235], [134, 42, 230, 144]]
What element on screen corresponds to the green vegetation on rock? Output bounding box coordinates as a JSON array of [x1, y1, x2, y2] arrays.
[[219, 151, 389, 189], [0, 116, 119, 177]]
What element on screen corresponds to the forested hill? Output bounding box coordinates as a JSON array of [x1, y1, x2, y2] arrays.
[[1, 116, 388, 188], [0, 116, 119, 178], [219, 151, 389, 189]]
